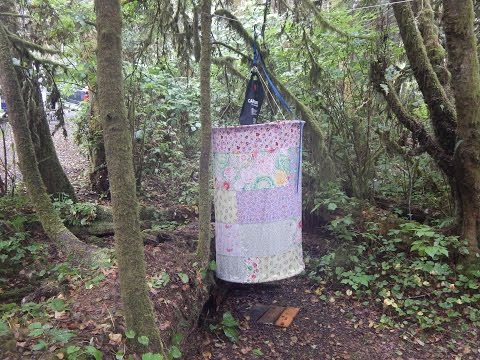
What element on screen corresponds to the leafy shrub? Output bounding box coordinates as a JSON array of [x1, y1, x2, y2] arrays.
[[307, 195, 480, 331], [52, 194, 97, 226], [0, 195, 44, 275]]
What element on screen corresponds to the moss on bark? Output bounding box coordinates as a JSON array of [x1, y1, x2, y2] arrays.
[[26, 79, 76, 199], [196, 0, 213, 266], [0, 24, 101, 268], [392, 1, 456, 154], [443, 0, 480, 259], [94, 0, 163, 352]]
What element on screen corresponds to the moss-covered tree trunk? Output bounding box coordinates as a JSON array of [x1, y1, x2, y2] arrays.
[[379, 0, 480, 257], [87, 91, 110, 196], [94, 0, 162, 352], [0, 24, 99, 266], [27, 79, 76, 199], [196, 0, 213, 266], [0, 0, 76, 200], [443, 0, 480, 260]]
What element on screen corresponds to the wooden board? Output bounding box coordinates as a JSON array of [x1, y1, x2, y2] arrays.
[[274, 307, 300, 328], [257, 306, 286, 325], [249, 304, 271, 322]]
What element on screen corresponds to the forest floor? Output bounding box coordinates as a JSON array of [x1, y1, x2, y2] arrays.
[[185, 234, 478, 360], [1, 116, 478, 359]]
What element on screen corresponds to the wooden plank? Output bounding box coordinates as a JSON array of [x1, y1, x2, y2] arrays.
[[274, 307, 300, 328], [257, 306, 285, 324], [249, 304, 270, 322]]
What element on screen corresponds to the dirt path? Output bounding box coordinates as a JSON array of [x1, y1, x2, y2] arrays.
[[1, 111, 89, 194], [51, 114, 90, 193]]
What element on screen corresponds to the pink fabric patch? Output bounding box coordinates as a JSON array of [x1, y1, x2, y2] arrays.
[[212, 120, 303, 154]]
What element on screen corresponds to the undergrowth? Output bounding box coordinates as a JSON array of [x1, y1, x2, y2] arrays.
[[307, 186, 480, 333]]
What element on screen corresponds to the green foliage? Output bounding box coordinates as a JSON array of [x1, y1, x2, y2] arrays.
[[148, 271, 170, 288], [27, 321, 76, 348], [308, 213, 480, 331], [127, 64, 201, 206], [138, 335, 149, 346], [209, 311, 240, 343], [252, 348, 264, 357], [56, 345, 103, 360], [0, 195, 45, 284], [52, 194, 97, 226], [177, 272, 189, 284], [85, 273, 106, 289]]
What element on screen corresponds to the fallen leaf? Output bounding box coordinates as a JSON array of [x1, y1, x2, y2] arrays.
[[202, 351, 212, 359], [55, 311, 68, 320], [159, 321, 171, 330], [240, 346, 251, 354], [109, 333, 122, 344], [415, 338, 425, 346]]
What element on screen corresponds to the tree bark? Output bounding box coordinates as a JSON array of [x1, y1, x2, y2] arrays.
[[0, 0, 76, 200], [443, 0, 480, 259], [94, 0, 163, 352], [381, 0, 480, 258], [87, 91, 110, 195], [27, 79, 76, 199], [196, 0, 213, 266], [0, 24, 100, 267], [391, 1, 456, 154]]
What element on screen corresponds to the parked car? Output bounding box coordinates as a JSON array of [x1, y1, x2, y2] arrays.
[[64, 88, 88, 105]]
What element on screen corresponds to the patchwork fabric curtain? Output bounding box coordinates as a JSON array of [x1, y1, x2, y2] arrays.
[[212, 120, 305, 283]]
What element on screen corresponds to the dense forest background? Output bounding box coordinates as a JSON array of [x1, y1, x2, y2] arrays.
[[0, 0, 479, 359]]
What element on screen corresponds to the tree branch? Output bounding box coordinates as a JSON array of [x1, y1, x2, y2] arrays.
[[392, 1, 456, 154], [4, 27, 59, 55], [301, 0, 372, 40], [0, 12, 29, 18], [212, 57, 246, 80], [212, 41, 249, 62], [372, 62, 454, 178]]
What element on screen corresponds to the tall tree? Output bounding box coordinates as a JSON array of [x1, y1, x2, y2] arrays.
[[0, 21, 98, 265], [94, 0, 162, 351], [443, 0, 480, 262], [0, 1, 76, 200], [197, 0, 213, 265], [373, 0, 480, 260]]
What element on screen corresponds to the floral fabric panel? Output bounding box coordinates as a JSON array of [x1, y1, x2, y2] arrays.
[[212, 120, 303, 154], [216, 244, 304, 283], [236, 184, 301, 223], [213, 147, 300, 192], [214, 190, 237, 224], [215, 218, 302, 257], [212, 120, 305, 283]]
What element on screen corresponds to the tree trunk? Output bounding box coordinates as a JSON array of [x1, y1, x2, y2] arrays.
[[87, 91, 110, 195], [196, 0, 213, 266], [1, 0, 76, 200], [26, 79, 77, 200], [0, 24, 100, 267], [443, 0, 480, 259], [94, 0, 162, 352]]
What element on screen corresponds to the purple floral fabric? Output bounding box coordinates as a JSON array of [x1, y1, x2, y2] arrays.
[[236, 184, 301, 223]]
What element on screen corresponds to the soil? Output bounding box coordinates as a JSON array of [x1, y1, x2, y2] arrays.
[[1, 117, 479, 359], [184, 233, 479, 360]]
